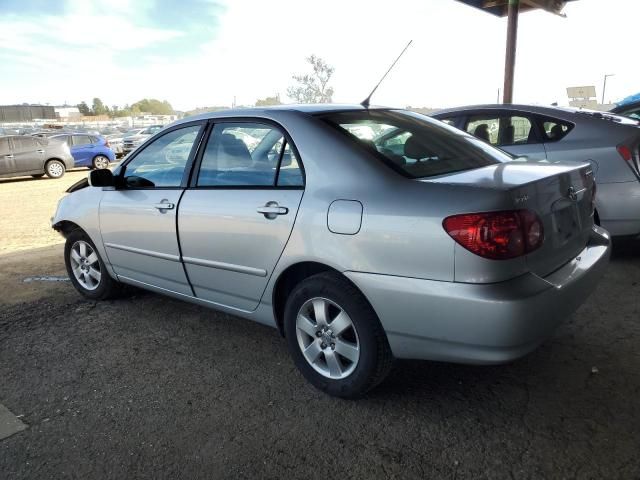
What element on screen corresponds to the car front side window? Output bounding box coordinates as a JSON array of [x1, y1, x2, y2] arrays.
[[197, 123, 302, 187], [122, 124, 203, 188]]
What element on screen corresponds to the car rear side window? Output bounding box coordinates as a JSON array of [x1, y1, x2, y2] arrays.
[[539, 118, 573, 142], [320, 110, 509, 179], [72, 135, 92, 146], [197, 123, 304, 187], [466, 115, 535, 146]]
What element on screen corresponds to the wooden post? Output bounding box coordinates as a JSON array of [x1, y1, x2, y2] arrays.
[[503, 0, 519, 104]]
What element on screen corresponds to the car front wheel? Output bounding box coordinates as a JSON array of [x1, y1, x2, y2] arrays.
[[284, 272, 393, 398], [65, 230, 120, 300], [45, 160, 65, 178]]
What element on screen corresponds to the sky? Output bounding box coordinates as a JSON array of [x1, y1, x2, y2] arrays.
[[0, 0, 638, 111]]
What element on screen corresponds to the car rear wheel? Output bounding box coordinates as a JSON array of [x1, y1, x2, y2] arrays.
[[45, 160, 65, 178], [284, 272, 393, 398], [65, 230, 120, 300], [92, 155, 110, 170]]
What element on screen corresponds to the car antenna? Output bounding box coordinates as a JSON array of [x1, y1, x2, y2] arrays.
[[361, 40, 413, 108]]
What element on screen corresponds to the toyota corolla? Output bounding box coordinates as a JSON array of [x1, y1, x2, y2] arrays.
[[52, 105, 610, 398]]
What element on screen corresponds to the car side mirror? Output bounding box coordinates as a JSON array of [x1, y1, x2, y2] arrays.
[[88, 168, 115, 187]]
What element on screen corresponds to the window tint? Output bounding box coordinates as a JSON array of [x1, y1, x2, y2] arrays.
[[198, 123, 286, 187], [277, 142, 304, 186], [439, 117, 458, 126], [12, 137, 37, 151], [466, 115, 534, 146], [72, 135, 92, 146], [540, 118, 573, 142], [321, 110, 509, 179], [123, 124, 202, 188], [621, 107, 640, 120]]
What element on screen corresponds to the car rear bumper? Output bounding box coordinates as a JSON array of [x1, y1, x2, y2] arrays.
[[345, 225, 611, 365]]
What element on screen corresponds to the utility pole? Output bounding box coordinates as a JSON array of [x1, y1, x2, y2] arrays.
[[602, 74, 615, 105], [503, 0, 519, 104]]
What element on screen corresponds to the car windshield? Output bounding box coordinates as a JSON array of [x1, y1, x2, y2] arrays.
[[320, 109, 511, 179]]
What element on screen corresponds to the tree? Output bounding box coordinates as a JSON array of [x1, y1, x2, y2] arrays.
[[92, 97, 107, 116], [255, 95, 282, 107], [77, 101, 91, 116], [287, 55, 334, 103], [131, 98, 174, 115]]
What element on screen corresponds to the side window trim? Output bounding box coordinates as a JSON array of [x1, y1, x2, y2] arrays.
[[116, 120, 207, 190], [188, 117, 305, 190]]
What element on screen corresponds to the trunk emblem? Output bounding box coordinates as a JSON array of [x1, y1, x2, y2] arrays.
[[567, 186, 578, 202]]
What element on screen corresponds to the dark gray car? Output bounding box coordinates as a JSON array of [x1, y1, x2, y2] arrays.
[[0, 135, 74, 179], [431, 105, 640, 237]]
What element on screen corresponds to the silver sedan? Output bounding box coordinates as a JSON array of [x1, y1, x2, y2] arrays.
[[52, 105, 610, 397], [431, 104, 640, 238]]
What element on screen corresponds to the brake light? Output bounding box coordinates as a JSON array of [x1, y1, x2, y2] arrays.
[[617, 145, 632, 162], [443, 210, 544, 260]]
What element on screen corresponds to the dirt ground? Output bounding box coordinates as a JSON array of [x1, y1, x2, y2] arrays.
[[0, 170, 88, 254], [0, 173, 639, 479]]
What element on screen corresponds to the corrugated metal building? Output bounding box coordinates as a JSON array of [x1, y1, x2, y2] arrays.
[[0, 105, 56, 122]]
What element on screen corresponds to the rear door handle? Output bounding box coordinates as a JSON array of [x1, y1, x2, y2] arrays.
[[36, 149, 44, 154], [153, 202, 175, 210], [5, 154, 14, 159]]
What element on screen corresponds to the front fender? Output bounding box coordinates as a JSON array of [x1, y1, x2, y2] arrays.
[[52, 185, 117, 280]]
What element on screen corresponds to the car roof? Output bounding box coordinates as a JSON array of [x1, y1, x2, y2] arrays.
[[431, 104, 576, 117], [183, 104, 388, 123]]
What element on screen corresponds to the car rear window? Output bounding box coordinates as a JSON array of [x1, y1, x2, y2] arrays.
[[319, 110, 511, 179]]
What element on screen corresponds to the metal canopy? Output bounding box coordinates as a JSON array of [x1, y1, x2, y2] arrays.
[[455, 0, 576, 104], [456, 0, 575, 17]]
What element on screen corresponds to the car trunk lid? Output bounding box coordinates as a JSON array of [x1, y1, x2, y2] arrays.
[[424, 161, 595, 278]]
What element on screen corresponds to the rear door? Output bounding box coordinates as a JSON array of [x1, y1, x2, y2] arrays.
[[99, 122, 206, 294], [11, 136, 44, 173], [71, 135, 95, 165], [178, 121, 305, 311], [464, 111, 548, 161]]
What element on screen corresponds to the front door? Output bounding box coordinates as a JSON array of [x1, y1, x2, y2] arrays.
[[178, 122, 305, 311], [99, 123, 205, 294]]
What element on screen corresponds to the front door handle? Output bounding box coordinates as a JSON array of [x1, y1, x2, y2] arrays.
[[153, 201, 175, 211], [4, 154, 14, 159], [257, 202, 288, 219]]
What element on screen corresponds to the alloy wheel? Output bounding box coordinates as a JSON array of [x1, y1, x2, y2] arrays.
[[295, 297, 360, 379], [69, 240, 101, 291], [47, 161, 64, 177], [93, 155, 109, 169]]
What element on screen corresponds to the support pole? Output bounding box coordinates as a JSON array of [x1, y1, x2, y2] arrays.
[[503, 0, 519, 104]]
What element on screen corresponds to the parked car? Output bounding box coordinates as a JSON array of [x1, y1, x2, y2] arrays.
[[105, 134, 124, 158], [611, 100, 640, 121], [431, 104, 640, 238], [52, 105, 610, 398], [49, 133, 115, 169], [1, 135, 74, 179], [122, 125, 164, 155]]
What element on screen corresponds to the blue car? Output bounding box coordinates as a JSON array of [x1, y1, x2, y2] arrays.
[[49, 133, 115, 169]]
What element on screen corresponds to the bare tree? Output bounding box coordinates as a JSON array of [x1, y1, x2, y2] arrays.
[[287, 55, 334, 103]]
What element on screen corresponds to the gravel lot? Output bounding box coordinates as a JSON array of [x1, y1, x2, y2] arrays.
[[0, 172, 639, 479]]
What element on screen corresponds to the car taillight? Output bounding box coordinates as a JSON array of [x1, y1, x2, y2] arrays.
[[617, 145, 632, 162], [443, 210, 544, 260]]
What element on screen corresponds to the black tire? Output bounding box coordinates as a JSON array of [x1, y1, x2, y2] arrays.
[[92, 155, 110, 170], [31, 173, 44, 179], [64, 229, 121, 300], [45, 159, 65, 179], [284, 272, 393, 398]]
